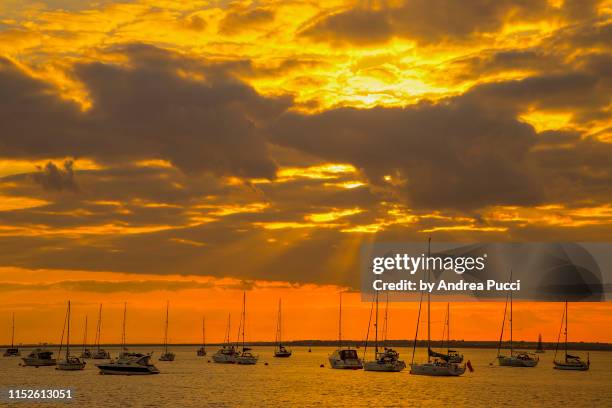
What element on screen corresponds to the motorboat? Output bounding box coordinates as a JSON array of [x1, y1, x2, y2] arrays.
[[22, 348, 56, 367], [96, 353, 160, 375]]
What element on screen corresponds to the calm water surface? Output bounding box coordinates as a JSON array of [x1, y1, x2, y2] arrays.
[[1, 346, 611, 407]]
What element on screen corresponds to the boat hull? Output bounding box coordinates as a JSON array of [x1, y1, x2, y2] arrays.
[[3, 348, 20, 357], [274, 351, 292, 358], [22, 358, 56, 367], [236, 357, 258, 365], [497, 355, 539, 367], [553, 361, 589, 371], [410, 362, 466, 376], [328, 358, 363, 369], [97, 366, 160, 375], [159, 353, 175, 361], [364, 360, 406, 372], [212, 353, 237, 363]]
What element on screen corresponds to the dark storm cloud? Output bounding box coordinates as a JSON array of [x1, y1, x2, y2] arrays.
[[300, 0, 554, 45], [0, 46, 291, 179], [269, 58, 611, 211], [31, 160, 79, 192], [270, 99, 542, 210]]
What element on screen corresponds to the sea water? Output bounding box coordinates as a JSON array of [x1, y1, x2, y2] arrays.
[[1, 346, 610, 407]]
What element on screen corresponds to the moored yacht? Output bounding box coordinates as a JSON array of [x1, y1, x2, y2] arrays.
[[159, 301, 175, 362], [92, 304, 110, 359], [329, 293, 363, 369], [56, 301, 86, 371], [96, 302, 160, 375], [96, 353, 160, 375], [197, 316, 206, 356], [410, 239, 466, 377], [3, 313, 20, 357], [553, 302, 589, 371], [363, 292, 405, 372], [22, 348, 56, 367], [213, 314, 238, 363], [497, 270, 538, 368], [273, 299, 292, 358], [80, 315, 92, 359], [235, 292, 258, 365]]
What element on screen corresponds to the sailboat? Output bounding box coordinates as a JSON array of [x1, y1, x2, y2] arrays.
[[197, 317, 207, 356], [410, 238, 466, 376], [80, 316, 92, 358], [92, 304, 110, 359], [213, 314, 239, 363], [328, 292, 363, 369], [159, 301, 175, 361], [274, 299, 291, 357], [535, 333, 545, 353], [441, 303, 463, 363], [235, 291, 258, 365], [497, 270, 538, 367], [553, 302, 589, 371], [95, 303, 160, 375], [56, 301, 86, 370], [363, 292, 405, 372], [3, 313, 20, 357]]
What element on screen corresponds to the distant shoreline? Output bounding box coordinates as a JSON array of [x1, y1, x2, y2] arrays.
[[4, 340, 612, 351]]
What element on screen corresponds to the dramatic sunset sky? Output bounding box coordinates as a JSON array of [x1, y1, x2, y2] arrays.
[[0, 0, 611, 345]]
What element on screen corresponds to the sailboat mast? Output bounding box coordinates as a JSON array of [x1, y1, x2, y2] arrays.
[[204, 316, 207, 351], [565, 301, 568, 359], [447, 302, 450, 354], [82, 316, 88, 354], [164, 301, 169, 353], [242, 292, 246, 351], [95, 304, 102, 351], [427, 237, 431, 363], [374, 291, 379, 353], [338, 292, 342, 348], [121, 302, 127, 351], [10, 312, 15, 348], [66, 301, 71, 358], [277, 299, 282, 346], [510, 269, 513, 355]]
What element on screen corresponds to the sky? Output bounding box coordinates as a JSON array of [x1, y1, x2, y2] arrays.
[[0, 0, 611, 344]]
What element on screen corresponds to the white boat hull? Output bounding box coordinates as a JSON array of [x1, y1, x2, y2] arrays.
[[213, 353, 237, 364], [410, 362, 466, 376], [364, 360, 406, 372], [553, 361, 589, 371], [328, 357, 363, 369], [236, 355, 258, 365], [22, 357, 56, 367]]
